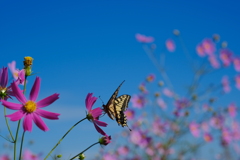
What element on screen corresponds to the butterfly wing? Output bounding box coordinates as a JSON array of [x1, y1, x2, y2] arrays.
[[114, 95, 131, 127], [103, 81, 125, 120]]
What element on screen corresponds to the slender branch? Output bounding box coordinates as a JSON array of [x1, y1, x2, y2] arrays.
[[70, 142, 99, 160], [44, 117, 87, 160]]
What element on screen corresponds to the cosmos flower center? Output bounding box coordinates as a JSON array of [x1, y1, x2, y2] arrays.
[[13, 71, 19, 78], [86, 113, 93, 121], [24, 101, 37, 113]]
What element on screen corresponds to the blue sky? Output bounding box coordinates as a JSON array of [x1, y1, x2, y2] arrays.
[[1, 0, 240, 159]]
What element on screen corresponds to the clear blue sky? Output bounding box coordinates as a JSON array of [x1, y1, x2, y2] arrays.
[[0, 0, 240, 159]]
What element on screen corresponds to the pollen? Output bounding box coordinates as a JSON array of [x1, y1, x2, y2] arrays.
[[24, 101, 37, 113], [23, 56, 34, 67]]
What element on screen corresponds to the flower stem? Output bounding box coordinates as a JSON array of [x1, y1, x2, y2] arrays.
[[14, 119, 21, 160], [19, 131, 25, 160], [4, 106, 14, 142], [70, 142, 99, 160], [44, 117, 87, 160]]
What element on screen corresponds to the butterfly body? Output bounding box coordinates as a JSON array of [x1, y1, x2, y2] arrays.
[[103, 81, 131, 130]]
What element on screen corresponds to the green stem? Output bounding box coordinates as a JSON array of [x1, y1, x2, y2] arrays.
[[4, 106, 14, 142], [44, 117, 87, 160], [19, 131, 26, 160], [70, 142, 99, 160], [14, 120, 21, 160]]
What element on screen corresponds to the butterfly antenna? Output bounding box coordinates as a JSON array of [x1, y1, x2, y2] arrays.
[[99, 96, 104, 105]]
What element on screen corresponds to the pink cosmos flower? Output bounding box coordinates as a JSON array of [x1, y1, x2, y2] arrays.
[[221, 76, 231, 93], [219, 49, 233, 67], [146, 74, 155, 82], [139, 83, 148, 94], [202, 38, 215, 56], [201, 122, 209, 132], [196, 43, 205, 57], [8, 61, 25, 85], [235, 75, 240, 90], [166, 39, 175, 52], [157, 98, 166, 109], [117, 146, 129, 155], [0, 155, 10, 160], [189, 122, 200, 137], [131, 94, 146, 109], [22, 149, 41, 160], [175, 98, 190, 109], [221, 128, 232, 146], [103, 154, 117, 160], [163, 88, 174, 97], [2, 77, 60, 132], [228, 103, 237, 118], [203, 133, 213, 142], [125, 109, 135, 120], [210, 115, 224, 129], [0, 67, 13, 99], [153, 118, 168, 136], [135, 33, 154, 43], [208, 55, 220, 69], [86, 93, 107, 135], [130, 129, 151, 148], [233, 57, 240, 72]]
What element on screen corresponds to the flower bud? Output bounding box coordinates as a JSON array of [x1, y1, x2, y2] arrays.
[[99, 135, 111, 146], [23, 56, 33, 67], [221, 41, 228, 48], [173, 29, 180, 36], [79, 153, 85, 160], [56, 154, 62, 158]]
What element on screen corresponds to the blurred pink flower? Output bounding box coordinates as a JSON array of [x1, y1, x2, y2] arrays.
[[125, 109, 135, 120], [23, 150, 41, 160], [189, 122, 200, 137], [138, 83, 148, 94], [135, 33, 154, 43], [2, 77, 60, 132], [175, 98, 190, 109], [201, 122, 209, 132], [202, 38, 216, 56], [103, 153, 117, 160], [146, 147, 155, 156], [219, 49, 233, 67], [210, 115, 224, 129], [130, 129, 151, 148], [208, 55, 220, 69], [0, 155, 10, 160], [131, 94, 146, 108], [196, 43, 205, 57], [86, 93, 107, 135], [153, 118, 168, 136], [157, 98, 166, 109], [8, 61, 25, 85], [146, 74, 155, 82], [203, 133, 213, 142], [221, 76, 231, 93], [117, 146, 129, 155], [235, 75, 240, 90], [221, 128, 232, 146], [228, 103, 237, 118], [233, 57, 240, 72], [163, 88, 174, 97], [165, 39, 175, 52]]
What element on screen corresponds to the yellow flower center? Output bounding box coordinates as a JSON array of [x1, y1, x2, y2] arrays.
[[24, 101, 37, 113], [13, 71, 19, 78], [23, 56, 34, 67]]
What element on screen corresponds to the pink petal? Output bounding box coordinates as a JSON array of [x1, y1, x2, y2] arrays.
[[36, 109, 60, 120], [2, 100, 23, 110], [11, 81, 27, 104], [93, 122, 106, 135], [8, 61, 16, 73], [30, 77, 40, 101], [0, 68, 8, 88], [32, 113, 49, 131], [6, 110, 25, 121], [23, 114, 33, 132], [91, 107, 102, 118], [85, 93, 97, 111], [37, 93, 59, 108], [94, 119, 108, 127]]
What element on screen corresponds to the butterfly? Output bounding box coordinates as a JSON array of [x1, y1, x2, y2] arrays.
[[103, 81, 131, 130]]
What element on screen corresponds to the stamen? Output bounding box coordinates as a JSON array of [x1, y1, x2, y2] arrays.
[[24, 101, 37, 113]]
